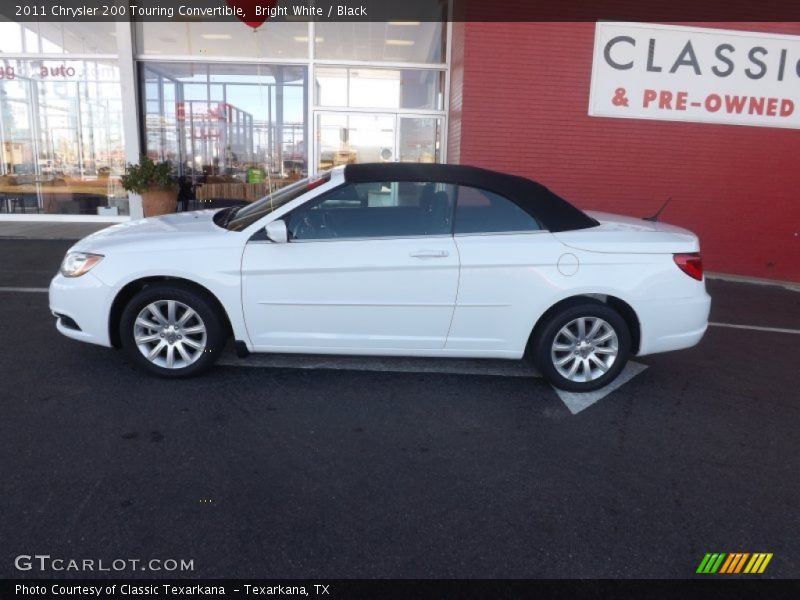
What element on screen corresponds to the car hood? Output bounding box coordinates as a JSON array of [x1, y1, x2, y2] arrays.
[[72, 210, 230, 253]]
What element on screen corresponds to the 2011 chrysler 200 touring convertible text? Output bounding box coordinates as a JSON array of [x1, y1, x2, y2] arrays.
[[50, 163, 711, 392]]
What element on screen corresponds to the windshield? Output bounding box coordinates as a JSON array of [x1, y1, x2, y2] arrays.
[[223, 172, 331, 231]]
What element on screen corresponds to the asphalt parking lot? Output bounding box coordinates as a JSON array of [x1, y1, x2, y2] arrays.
[[1, 238, 799, 579]]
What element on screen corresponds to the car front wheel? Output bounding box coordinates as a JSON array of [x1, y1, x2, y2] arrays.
[[119, 283, 225, 377], [534, 302, 631, 392]]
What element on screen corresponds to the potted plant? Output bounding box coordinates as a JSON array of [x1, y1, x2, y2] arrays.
[[121, 156, 178, 217]]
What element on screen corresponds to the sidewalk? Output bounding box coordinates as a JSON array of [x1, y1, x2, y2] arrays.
[[0, 220, 112, 240]]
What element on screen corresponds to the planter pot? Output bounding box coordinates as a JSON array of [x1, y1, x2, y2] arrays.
[[141, 188, 178, 217]]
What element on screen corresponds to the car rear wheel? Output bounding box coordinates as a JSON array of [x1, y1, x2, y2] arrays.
[[120, 283, 225, 377], [534, 302, 631, 392]]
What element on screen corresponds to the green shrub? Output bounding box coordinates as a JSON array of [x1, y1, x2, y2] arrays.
[[120, 156, 176, 194]]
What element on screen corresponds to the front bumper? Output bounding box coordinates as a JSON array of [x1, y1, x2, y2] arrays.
[[49, 272, 117, 347]]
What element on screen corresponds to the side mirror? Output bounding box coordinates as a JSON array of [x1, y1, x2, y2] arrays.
[[265, 219, 288, 244]]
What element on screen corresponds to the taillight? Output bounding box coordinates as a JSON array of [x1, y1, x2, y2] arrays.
[[673, 252, 703, 281]]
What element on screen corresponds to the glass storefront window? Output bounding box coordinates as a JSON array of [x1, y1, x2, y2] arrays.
[[314, 22, 446, 64], [136, 22, 309, 60], [317, 113, 395, 169], [0, 21, 117, 54], [142, 62, 307, 206], [0, 57, 127, 216], [315, 67, 444, 111], [316, 113, 443, 171], [0, 16, 449, 220], [398, 117, 442, 163]]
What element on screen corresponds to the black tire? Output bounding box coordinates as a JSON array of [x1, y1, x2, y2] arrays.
[[533, 301, 631, 392], [119, 282, 226, 378]]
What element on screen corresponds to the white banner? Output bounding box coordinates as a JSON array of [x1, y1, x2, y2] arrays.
[[589, 22, 800, 129]]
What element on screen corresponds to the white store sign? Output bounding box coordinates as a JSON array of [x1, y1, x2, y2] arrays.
[[589, 22, 800, 129]]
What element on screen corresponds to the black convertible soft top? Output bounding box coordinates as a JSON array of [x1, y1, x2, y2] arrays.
[[343, 163, 597, 232]]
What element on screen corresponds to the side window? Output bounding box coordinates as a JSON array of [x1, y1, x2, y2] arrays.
[[455, 186, 541, 234], [287, 181, 455, 241]]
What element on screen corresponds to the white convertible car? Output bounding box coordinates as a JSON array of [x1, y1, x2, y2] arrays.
[[50, 163, 710, 391]]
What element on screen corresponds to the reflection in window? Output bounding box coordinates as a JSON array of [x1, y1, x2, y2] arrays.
[[0, 58, 127, 216], [142, 62, 307, 206], [315, 67, 443, 111], [315, 114, 443, 172], [136, 21, 309, 60], [0, 21, 117, 54], [316, 113, 396, 170], [399, 117, 442, 163], [315, 22, 446, 63]]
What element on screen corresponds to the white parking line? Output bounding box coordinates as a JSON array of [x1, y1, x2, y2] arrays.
[[709, 322, 800, 335], [552, 361, 648, 415], [220, 349, 651, 415], [0, 286, 48, 293]]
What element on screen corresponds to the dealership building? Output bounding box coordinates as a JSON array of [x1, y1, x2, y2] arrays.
[[0, 17, 798, 282]]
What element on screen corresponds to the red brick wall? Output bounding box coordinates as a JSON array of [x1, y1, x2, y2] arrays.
[[447, 21, 465, 165], [448, 22, 800, 282]]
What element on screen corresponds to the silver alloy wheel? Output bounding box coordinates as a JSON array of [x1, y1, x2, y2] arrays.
[[550, 316, 619, 383], [133, 300, 207, 369]]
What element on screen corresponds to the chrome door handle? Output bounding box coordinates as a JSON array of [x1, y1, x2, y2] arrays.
[[409, 249, 449, 258]]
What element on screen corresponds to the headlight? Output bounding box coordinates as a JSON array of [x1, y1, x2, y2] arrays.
[[60, 252, 104, 278]]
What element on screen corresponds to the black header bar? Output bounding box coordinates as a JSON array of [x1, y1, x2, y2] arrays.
[[2, 0, 800, 23], [3, 578, 800, 600]]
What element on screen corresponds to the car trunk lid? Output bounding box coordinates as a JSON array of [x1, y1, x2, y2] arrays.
[[552, 211, 700, 254]]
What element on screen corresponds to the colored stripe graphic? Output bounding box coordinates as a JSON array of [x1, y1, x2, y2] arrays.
[[696, 554, 713, 573], [759, 554, 774, 573], [710, 553, 726, 573], [744, 553, 773, 574], [719, 554, 735, 574], [720, 553, 749, 573], [697, 553, 727, 573], [733, 553, 750, 573], [699, 552, 773, 574]]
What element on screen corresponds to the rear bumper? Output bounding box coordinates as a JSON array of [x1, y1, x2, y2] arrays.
[[49, 272, 115, 347], [636, 290, 711, 356]]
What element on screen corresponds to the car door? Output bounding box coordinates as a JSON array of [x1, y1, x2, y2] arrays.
[[241, 180, 459, 352], [446, 185, 566, 356]]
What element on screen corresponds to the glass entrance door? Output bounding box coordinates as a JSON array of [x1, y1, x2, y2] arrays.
[[315, 112, 443, 172], [316, 112, 395, 171], [398, 116, 442, 163]]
